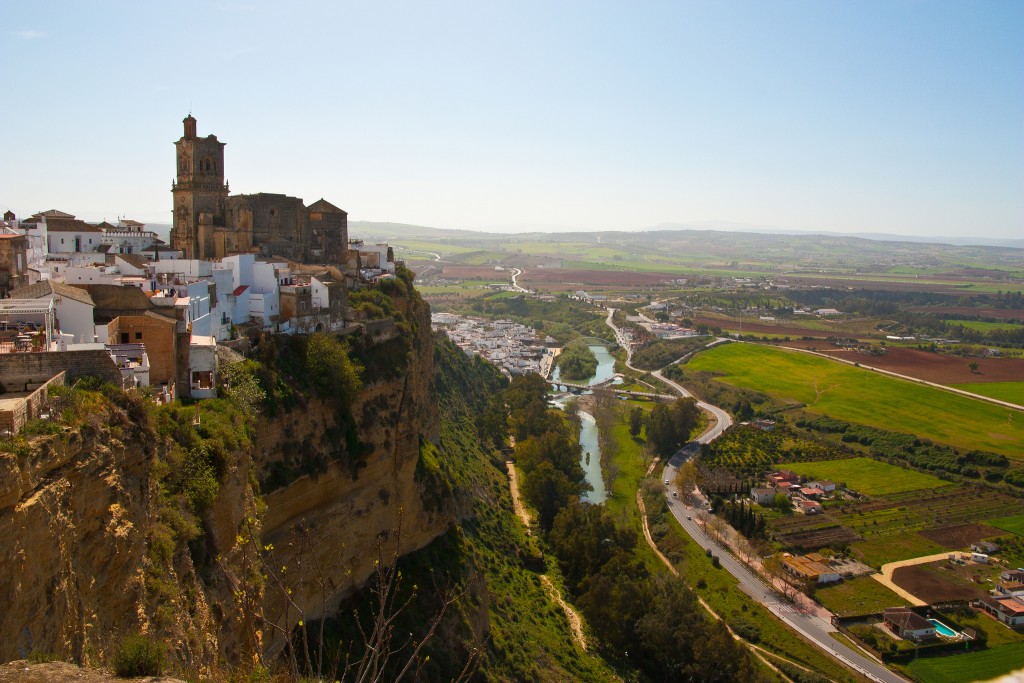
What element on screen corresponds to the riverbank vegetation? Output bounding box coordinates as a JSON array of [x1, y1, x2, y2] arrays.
[[493, 376, 766, 681], [555, 339, 599, 381]]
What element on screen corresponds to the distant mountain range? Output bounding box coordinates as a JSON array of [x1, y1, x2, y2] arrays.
[[351, 220, 1024, 251], [645, 222, 1024, 249]]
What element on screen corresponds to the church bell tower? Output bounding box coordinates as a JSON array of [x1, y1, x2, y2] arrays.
[[170, 115, 228, 259]]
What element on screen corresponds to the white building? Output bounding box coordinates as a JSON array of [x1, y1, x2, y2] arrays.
[[8, 280, 96, 344], [100, 219, 159, 255], [188, 335, 217, 399]]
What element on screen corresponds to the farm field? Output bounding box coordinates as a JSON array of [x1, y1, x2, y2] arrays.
[[908, 306, 1024, 321], [908, 641, 1024, 683], [891, 561, 988, 603], [988, 514, 1024, 537], [771, 486, 1024, 564], [951, 381, 1024, 406], [784, 346, 1024, 386], [945, 319, 1024, 332], [784, 458, 948, 496], [686, 343, 1023, 456], [814, 576, 909, 616], [849, 532, 946, 568]]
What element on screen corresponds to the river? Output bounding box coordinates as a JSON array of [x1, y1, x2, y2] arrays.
[[550, 344, 618, 504]]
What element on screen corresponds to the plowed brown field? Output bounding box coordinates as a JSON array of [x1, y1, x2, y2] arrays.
[[780, 346, 1024, 385]]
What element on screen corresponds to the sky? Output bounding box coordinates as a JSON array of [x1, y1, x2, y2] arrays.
[[1, 0, 1022, 239]]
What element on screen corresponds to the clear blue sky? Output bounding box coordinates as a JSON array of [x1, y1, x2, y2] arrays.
[[2, 0, 1022, 238]]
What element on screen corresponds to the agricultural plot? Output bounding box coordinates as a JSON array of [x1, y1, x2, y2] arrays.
[[988, 514, 1024, 537], [945, 319, 1024, 332], [909, 642, 1024, 683], [771, 487, 1024, 564], [951, 381, 1024, 406], [891, 562, 988, 603], [785, 458, 948, 496], [687, 343, 1023, 456], [814, 576, 910, 617], [850, 532, 946, 568]]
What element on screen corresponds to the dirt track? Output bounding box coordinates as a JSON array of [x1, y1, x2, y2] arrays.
[[872, 552, 957, 606]]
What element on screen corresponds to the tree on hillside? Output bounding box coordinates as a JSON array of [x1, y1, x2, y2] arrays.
[[628, 407, 644, 438], [521, 461, 583, 531], [548, 499, 635, 592], [674, 461, 700, 504]]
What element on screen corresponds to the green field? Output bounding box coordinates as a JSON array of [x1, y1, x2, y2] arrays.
[[952, 381, 1024, 406], [908, 642, 1024, 683], [989, 514, 1024, 537], [945, 319, 1024, 332], [687, 343, 1023, 456], [850, 532, 947, 568], [814, 576, 910, 616], [784, 458, 949, 496]]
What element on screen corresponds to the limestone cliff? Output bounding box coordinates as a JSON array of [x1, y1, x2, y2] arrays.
[[254, 285, 453, 653], [0, 278, 454, 672]]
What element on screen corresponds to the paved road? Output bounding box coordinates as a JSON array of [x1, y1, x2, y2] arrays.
[[608, 310, 906, 682], [510, 268, 528, 292], [662, 454, 904, 683]]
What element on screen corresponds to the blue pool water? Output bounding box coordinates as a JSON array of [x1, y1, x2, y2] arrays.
[[929, 619, 958, 638]]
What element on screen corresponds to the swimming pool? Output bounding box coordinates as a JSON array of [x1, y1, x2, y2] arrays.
[[929, 618, 959, 638]]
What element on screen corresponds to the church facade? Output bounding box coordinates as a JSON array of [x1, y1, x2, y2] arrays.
[[170, 115, 348, 264]]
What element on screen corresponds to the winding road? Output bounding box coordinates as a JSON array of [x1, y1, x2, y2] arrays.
[[604, 309, 906, 683]]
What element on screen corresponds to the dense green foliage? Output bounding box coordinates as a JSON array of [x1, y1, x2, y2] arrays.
[[701, 423, 849, 479], [797, 415, 1016, 481], [644, 398, 701, 457], [630, 335, 712, 370], [496, 374, 764, 681], [503, 375, 591, 530], [555, 339, 599, 381], [113, 634, 165, 677], [308, 336, 613, 681]]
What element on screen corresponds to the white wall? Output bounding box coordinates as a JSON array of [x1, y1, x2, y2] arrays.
[[151, 259, 213, 278], [56, 298, 96, 343]]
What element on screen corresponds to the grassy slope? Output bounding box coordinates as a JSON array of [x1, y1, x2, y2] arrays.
[[850, 532, 947, 568], [908, 641, 1024, 683], [950, 381, 1024, 405], [814, 576, 910, 616], [988, 514, 1024, 537], [428, 338, 613, 680], [687, 343, 1022, 456], [785, 458, 949, 496]]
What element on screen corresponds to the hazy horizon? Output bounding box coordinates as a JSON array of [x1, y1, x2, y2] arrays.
[[1, 1, 1021, 239]]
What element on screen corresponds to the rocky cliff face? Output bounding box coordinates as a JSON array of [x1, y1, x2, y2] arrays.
[[0, 287, 452, 671], [0, 416, 154, 665], [255, 291, 452, 653]]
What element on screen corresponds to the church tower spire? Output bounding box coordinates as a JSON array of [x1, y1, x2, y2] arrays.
[[170, 115, 228, 259]]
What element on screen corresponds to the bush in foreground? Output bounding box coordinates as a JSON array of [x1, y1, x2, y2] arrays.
[[113, 634, 164, 677]]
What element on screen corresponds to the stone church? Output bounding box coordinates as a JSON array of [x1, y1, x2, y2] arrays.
[[170, 115, 348, 263]]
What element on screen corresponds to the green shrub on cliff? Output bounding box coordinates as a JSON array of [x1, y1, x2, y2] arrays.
[[305, 332, 363, 403], [113, 633, 165, 677]]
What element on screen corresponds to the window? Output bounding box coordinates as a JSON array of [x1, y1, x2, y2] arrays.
[[135, 332, 142, 340]]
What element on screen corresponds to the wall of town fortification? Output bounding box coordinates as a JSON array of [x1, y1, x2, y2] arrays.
[[0, 350, 121, 391]]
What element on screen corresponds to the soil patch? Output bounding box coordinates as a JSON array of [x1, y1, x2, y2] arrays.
[[692, 317, 832, 338], [518, 268, 674, 288], [918, 523, 1004, 550], [0, 661, 185, 683], [779, 345, 1024, 385], [907, 306, 1024, 321], [891, 563, 988, 603]]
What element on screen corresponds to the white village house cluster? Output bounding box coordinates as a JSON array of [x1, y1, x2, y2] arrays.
[[0, 117, 399, 434]]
